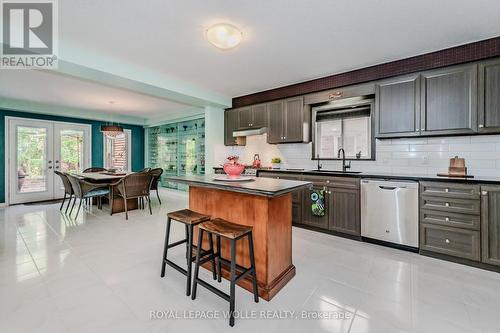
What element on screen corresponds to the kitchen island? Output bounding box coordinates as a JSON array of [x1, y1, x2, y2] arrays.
[[167, 175, 311, 301]]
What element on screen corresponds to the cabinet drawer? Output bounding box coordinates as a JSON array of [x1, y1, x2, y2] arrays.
[[303, 175, 333, 186], [303, 175, 359, 189], [420, 196, 480, 215], [258, 172, 302, 180], [420, 223, 480, 261], [420, 209, 480, 230], [420, 182, 480, 200]]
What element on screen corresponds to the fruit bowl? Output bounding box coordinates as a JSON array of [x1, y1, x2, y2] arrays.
[[223, 163, 245, 178]]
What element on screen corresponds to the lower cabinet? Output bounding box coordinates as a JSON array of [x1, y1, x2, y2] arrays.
[[420, 223, 480, 261], [328, 187, 360, 235], [302, 184, 329, 229], [481, 186, 500, 266]]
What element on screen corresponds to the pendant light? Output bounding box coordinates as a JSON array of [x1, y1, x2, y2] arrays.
[[101, 101, 124, 137]]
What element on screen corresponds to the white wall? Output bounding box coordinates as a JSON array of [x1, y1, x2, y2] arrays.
[[204, 106, 225, 174], [220, 133, 500, 177]]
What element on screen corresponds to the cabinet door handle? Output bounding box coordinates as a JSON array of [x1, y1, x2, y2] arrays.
[[445, 202, 450, 207], [482, 191, 488, 196], [445, 238, 450, 244], [479, 124, 484, 128], [445, 217, 450, 222], [444, 188, 449, 193]]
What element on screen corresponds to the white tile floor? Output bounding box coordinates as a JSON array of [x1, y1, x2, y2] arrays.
[[2, 189, 500, 333]]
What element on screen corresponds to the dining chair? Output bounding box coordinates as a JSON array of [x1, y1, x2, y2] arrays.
[[149, 168, 163, 204], [138, 167, 152, 173], [83, 167, 107, 173], [54, 171, 74, 213], [66, 174, 110, 216], [110, 172, 153, 220]]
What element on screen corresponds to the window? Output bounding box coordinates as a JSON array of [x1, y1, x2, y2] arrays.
[[313, 101, 373, 159], [104, 129, 131, 171]]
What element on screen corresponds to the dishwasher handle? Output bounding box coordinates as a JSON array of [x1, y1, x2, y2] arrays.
[[378, 185, 402, 190]]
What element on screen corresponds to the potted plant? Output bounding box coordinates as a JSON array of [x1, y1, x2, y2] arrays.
[[271, 157, 282, 169], [223, 155, 245, 178]]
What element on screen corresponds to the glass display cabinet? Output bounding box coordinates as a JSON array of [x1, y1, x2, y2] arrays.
[[147, 118, 205, 190]]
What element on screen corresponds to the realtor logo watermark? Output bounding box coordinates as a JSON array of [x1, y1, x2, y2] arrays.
[[1, 0, 58, 68]]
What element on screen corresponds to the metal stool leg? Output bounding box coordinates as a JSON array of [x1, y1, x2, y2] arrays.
[[229, 239, 236, 327], [216, 235, 222, 283], [186, 225, 193, 296], [248, 232, 259, 303], [160, 217, 171, 277], [191, 229, 204, 300], [208, 233, 217, 280]]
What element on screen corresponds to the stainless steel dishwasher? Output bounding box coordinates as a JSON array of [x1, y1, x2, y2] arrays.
[[361, 179, 419, 248]]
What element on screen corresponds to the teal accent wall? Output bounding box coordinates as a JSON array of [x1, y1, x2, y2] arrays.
[[0, 109, 145, 203]]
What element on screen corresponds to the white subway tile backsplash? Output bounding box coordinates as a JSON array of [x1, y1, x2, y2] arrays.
[[218, 133, 500, 177]]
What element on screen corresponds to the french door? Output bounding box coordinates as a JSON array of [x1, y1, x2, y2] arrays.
[[7, 118, 91, 204]]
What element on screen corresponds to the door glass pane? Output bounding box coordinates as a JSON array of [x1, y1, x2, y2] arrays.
[[17, 126, 47, 193], [104, 131, 129, 171], [60, 129, 84, 173]]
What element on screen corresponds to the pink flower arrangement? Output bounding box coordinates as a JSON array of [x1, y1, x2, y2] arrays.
[[224, 155, 245, 178]]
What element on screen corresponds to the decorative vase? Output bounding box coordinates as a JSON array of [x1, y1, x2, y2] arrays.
[[223, 163, 245, 178]]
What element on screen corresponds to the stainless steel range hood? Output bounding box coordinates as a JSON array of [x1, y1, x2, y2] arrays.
[[232, 127, 267, 137]]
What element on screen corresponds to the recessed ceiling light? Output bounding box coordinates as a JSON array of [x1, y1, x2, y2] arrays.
[[206, 23, 242, 50]]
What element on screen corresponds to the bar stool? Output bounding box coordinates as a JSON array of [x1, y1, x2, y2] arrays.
[[160, 209, 217, 296], [191, 218, 259, 327]]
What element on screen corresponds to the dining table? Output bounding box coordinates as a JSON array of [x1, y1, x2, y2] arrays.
[[73, 171, 139, 214]]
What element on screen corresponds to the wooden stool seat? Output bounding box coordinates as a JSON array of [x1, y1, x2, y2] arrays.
[[199, 218, 252, 239], [167, 209, 210, 225]]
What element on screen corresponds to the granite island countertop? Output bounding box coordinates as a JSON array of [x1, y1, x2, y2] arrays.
[[167, 175, 312, 197]]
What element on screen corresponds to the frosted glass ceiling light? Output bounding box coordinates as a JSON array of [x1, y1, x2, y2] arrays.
[[206, 23, 242, 49]]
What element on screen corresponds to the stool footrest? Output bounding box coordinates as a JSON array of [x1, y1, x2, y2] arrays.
[[165, 259, 187, 276], [218, 256, 252, 273], [167, 239, 187, 249], [195, 278, 230, 302]]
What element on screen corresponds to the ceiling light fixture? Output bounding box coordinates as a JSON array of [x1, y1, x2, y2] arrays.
[[206, 23, 242, 50], [101, 101, 124, 137]]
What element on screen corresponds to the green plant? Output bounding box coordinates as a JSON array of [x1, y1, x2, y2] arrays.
[[271, 157, 281, 164]]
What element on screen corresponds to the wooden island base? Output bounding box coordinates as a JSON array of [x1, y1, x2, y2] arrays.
[[189, 186, 295, 301]]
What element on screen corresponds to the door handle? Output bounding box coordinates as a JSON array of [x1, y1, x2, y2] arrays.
[[379, 186, 397, 190]]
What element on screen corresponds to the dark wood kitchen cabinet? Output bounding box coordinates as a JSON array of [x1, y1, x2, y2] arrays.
[[224, 109, 246, 146], [478, 58, 500, 133], [481, 186, 500, 266], [302, 183, 329, 229], [267, 97, 307, 144], [238, 104, 268, 129], [420, 64, 478, 135], [375, 74, 421, 138], [328, 186, 361, 236]]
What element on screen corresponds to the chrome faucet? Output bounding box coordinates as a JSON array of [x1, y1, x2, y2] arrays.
[[337, 148, 351, 172]]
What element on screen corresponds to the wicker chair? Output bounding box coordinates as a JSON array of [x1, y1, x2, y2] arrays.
[[149, 168, 163, 204], [110, 172, 153, 220], [83, 167, 107, 173], [54, 171, 74, 213], [66, 174, 110, 216]]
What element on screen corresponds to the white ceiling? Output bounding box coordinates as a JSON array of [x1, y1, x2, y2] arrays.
[[58, 0, 500, 97], [2, 0, 500, 121], [0, 69, 198, 120]]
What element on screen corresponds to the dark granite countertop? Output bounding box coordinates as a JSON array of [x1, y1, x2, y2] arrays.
[[256, 169, 500, 184], [166, 175, 312, 197]]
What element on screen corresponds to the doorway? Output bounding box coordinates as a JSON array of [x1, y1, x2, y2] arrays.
[[6, 117, 91, 204]]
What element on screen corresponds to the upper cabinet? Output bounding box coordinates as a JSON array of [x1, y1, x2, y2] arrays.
[[478, 58, 500, 133], [420, 64, 478, 136], [267, 97, 309, 144], [224, 109, 245, 146], [375, 74, 421, 138], [237, 104, 268, 129]]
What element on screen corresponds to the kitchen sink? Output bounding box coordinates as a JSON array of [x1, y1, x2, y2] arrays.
[[309, 170, 363, 174]]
